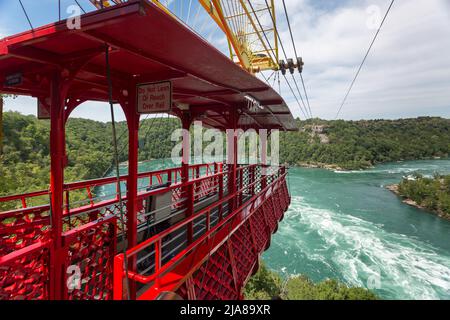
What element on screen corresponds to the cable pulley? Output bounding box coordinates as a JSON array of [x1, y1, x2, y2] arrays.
[[278, 57, 304, 75]]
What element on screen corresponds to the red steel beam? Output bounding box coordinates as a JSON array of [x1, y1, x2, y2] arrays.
[[124, 90, 140, 299], [49, 72, 67, 300]]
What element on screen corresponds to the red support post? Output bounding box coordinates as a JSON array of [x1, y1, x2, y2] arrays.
[[260, 130, 268, 190], [250, 165, 255, 196], [218, 165, 224, 221], [227, 109, 238, 212], [113, 254, 124, 300], [181, 113, 194, 244], [49, 72, 67, 300], [238, 166, 243, 206], [124, 93, 140, 300]]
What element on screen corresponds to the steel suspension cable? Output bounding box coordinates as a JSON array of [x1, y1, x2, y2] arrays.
[[74, 0, 87, 14], [262, 0, 310, 119], [100, 124, 132, 178], [335, 0, 395, 119], [18, 0, 33, 30], [272, 71, 278, 90], [100, 113, 157, 178], [266, 70, 276, 83], [191, 2, 203, 30], [260, 71, 271, 85], [186, 0, 193, 24], [281, 0, 313, 119], [245, 0, 277, 66], [291, 75, 310, 119], [277, 71, 281, 95], [282, 74, 308, 119], [246, 0, 309, 119]]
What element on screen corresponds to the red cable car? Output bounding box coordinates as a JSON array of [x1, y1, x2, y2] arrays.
[[0, 0, 296, 300]]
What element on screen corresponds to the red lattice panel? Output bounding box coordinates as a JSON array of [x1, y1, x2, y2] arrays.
[[282, 181, 291, 210], [262, 198, 277, 233], [0, 243, 51, 300], [172, 186, 185, 210], [249, 208, 269, 253], [190, 244, 238, 300], [194, 176, 217, 201], [176, 281, 189, 299], [278, 184, 286, 212], [271, 188, 283, 220], [62, 201, 126, 234], [229, 221, 257, 287], [0, 207, 51, 257], [63, 217, 117, 300]]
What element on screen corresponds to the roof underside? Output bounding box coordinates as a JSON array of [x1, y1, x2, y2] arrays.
[[0, 0, 297, 131]]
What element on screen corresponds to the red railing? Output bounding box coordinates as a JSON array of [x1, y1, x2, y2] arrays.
[[62, 215, 117, 300], [0, 240, 52, 300], [0, 163, 222, 300], [0, 163, 218, 212], [113, 165, 288, 300], [0, 162, 290, 300], [0, 163, 220, 232]]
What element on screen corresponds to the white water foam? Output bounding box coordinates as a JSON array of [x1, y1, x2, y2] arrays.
[[277, 196, 450, 300], [335, 168, 426, 174]]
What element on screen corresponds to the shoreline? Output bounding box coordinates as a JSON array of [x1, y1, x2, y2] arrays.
[[386, 184, 450, 221], [296, 157, 449, 172], [296, 161, 374, 172], [297, 161, 346, 171]]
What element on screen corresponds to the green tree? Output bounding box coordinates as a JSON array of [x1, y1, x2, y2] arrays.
[[244, 263, 378, 300]]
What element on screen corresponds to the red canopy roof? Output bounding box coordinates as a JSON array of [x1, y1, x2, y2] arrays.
[[0, 0, 297, 131]]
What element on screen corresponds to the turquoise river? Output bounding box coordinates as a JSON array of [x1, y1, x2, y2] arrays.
[[264, 159, 450, 300], [127, 159, 450, 300]]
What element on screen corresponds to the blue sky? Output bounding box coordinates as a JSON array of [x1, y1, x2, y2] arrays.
[[1, 0, 450, 121]]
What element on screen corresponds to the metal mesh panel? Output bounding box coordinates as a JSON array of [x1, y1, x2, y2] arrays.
[[263, 197, 278, 233], [229, 221, 257, 287], [63, 218, 117, 300], [0, 244, 51, 300], [249, 207, 269, 253], [0, 207, 51, 256], [190, 244, 238, 300]]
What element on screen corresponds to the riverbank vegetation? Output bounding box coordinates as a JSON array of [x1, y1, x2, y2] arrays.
[[1, 111, 449, 203], [244, 263, 378, 300], [390, 174, 450, 220], [282, 117, 449, 170]]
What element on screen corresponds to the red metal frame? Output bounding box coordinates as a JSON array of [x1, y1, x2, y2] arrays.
[[112, 169, 289, 300]]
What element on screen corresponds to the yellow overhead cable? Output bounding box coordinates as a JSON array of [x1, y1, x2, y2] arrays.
[[89, 0, 279, 73]]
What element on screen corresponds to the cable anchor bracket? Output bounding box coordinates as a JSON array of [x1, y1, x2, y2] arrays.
[[278, 57, 304, 75]]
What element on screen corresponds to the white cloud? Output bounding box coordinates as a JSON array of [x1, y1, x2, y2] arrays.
[[2, 0, 450, 121], [4, 96, 127, 123], [273, 0, 450, 119]]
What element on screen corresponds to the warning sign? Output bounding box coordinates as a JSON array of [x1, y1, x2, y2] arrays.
[[37, 97, 51, 119], [137, 81, 172, 114]]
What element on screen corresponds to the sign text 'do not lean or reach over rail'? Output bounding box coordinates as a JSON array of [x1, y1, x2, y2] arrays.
[[137, 81, 172, 114], [37, 97, 51, 120]]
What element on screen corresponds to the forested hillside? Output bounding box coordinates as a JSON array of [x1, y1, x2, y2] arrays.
[[1, 111, 449, 198], [395, 174, 450, 220], [0, 111, 180, 198], [281, 117, 450, 170]]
